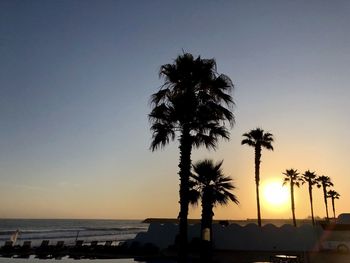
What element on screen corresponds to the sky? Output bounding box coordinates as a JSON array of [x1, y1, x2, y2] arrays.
[[0, 0, 349, 220]]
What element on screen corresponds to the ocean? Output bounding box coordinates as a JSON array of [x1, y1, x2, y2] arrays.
[[0, 219, 149, 247]]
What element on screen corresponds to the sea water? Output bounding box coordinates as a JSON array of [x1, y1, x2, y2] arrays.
[[0, 219, 149, 247]]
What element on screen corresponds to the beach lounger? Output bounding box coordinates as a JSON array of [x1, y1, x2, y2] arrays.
[[68, 240, 84, 259], [95, 240, 113, 253], [90, 241, 98, 247], [56, 241, 64, 248], [3, 241, 13, 247], [16, 241, 31, 258], [22, 241, 31, 248], [40, 240, 50, 247], [0, 241, 15, 257], [104, 240, 113, 247], [75, 240, 84, 247], [35, 240, 50, 259], [51, 241, 66, 259]]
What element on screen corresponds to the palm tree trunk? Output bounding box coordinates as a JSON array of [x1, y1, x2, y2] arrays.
[[332, 198, 336, 219], [255, 146, 262, 227], [200, 192, 213, 263], [323, 186, 329, 220], [178, 126, 192, 262], [291, 183, 297, 227], [308, 184, 315, 226]]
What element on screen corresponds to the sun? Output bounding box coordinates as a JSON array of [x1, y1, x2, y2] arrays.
[[262, 181, 289, 208]]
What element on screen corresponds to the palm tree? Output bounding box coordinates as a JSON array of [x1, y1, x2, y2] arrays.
[[327, 190, 340, 219], [283, 169, 302, 227], [241, 128, 274, 227], [317, 175, 333, 220], [191, 159, 238, 262], [149, 53, 234, 261], [301, 170, 318, 225]]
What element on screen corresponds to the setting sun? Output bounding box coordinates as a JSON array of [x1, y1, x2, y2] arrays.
[[263, 181, 289, 208]]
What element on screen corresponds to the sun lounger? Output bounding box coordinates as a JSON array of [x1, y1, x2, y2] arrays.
[[75, 240, 84, 247], [51, 241, 65, 259], [90, 241, 98, 247], [16, 241, 31, 258], [22, 241, 31, 248], [3, 241, 13, 247], [104, 240, 113, 247], [56, 241, 64, 248], [35, 240, 50, 259], [40, 240, 50, 247], [0, 241, 15, 257], [68, 240, 84, 259]]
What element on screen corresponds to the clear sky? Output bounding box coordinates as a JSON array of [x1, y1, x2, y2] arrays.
[[0, 0, 349, 220]]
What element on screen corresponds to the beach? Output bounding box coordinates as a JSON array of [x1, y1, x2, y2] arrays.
[[0, 219, 175, 262], [2, 218, 350, 263], [0, 219, 148, 247]]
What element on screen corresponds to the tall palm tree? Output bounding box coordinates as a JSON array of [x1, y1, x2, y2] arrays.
[[149, 53, 234, 261], [317, 175, 333, 220], [283, 169, 302, 227], [191, 159, 238, 262], [241, 128, 274, 227], [327, 190, 340, 219], [301, 170, 319, 225]]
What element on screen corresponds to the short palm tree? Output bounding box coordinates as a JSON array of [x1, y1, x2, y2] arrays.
[[317, 175, 333, 220], [191, 159, 238, 262], [327, 190, 340, 219], [241, 128, 274, 227], [301, 170, 318, 225], [283, 169, 302, 227], [149, 53, 234, 261]]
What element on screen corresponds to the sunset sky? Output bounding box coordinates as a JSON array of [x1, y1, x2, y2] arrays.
[[0, 0, 349, 220]]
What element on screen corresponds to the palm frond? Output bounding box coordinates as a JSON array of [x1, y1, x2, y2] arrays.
[[241, 128, 274, 151], [150, 122, 176, 151], [261, 141, 274, 150], [192, 159, 238, 208], [327, 190, 340, 199], [241, 138, 255, 146]]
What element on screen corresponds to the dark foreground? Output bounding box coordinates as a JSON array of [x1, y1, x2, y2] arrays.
[[1, 241, 350, 263], [212, 250, 350, 263]]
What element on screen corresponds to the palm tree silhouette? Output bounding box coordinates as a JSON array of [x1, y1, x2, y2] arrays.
[[191, 159, 238, 262], [241, 128, 274, 227], [283, 169, 302, 227], [317, 175, 333, 220], [327, 190, 340, 219], [149, 53, 234, 261], [301, 170, 319, 225]]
